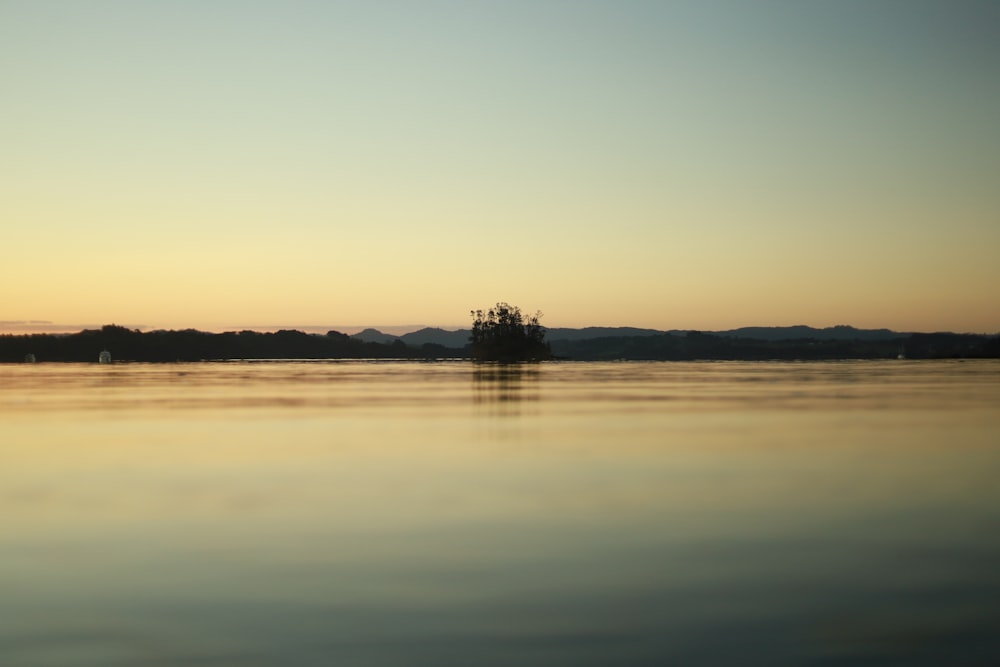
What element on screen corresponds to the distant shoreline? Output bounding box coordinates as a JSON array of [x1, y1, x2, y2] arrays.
[[2, 325, 997, 363]]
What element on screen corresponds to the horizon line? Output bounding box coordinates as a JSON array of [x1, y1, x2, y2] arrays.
[[2, 321, 998, 337]]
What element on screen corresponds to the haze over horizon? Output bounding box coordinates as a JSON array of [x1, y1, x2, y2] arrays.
[[3, 1, 998, 334]]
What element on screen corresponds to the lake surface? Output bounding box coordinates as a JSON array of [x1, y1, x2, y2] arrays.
[[2, 360, 999, 666]]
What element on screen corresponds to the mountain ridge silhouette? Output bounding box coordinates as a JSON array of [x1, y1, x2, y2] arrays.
[[352, 324, 913, 348]]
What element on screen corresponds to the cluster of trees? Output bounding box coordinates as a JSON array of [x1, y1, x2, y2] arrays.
[[469, 303, 551, 362]]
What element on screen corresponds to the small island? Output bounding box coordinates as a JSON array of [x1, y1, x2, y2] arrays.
[[469, 302, 552, 362]]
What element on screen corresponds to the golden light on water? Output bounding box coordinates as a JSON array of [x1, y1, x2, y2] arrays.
[[3, 361, 1000, 664]]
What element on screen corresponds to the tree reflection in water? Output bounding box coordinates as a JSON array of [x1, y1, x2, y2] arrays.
[[472, 363, 540, 417]]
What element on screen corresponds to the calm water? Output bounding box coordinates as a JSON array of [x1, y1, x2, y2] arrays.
[[2, 360, 999, 666]]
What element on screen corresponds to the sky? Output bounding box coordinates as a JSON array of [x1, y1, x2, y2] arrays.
[[2, 0, 998, 334]]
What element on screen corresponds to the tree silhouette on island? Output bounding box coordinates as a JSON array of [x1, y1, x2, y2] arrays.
[[469, 302, 552, 362]]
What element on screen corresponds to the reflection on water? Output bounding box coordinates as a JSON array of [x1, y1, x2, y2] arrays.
[[473, 364, 539, 417], [1, 360, 999, 666]]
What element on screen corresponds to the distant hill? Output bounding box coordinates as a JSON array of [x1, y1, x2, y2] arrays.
[[351, 328, 399, 344], [400, 327, 471, 348], [545, 327, 667, 342], [547, 325, 907, 345], [715, 325, 906, 342], [377, 325, 913, 349]]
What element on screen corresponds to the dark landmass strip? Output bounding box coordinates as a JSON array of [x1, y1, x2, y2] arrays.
[[0, 326, 461, 363], [368, 324, 966, 348], [713, 325, 905, 342], [1, 325, 998, 363], [550, 331, 999, 361]]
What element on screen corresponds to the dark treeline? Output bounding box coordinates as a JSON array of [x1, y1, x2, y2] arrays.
[[549, 331, 1000, 361], [0, 325, 467, 363], [2, 325, 998, 363]]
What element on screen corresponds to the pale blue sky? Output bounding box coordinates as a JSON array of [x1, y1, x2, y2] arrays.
[[2, 0, 998, 332]]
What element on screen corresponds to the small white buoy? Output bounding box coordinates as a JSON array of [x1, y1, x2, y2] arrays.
[[24, 353, 37, 363], [99, 350, 112, 364]]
